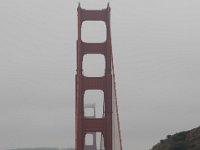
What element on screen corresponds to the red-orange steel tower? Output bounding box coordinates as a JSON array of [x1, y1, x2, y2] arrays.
[[76, 3, 112, 150], [84, 104, 97, 150]]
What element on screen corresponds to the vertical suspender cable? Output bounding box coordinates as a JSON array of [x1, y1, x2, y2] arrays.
[[111, 53, 123, 150]]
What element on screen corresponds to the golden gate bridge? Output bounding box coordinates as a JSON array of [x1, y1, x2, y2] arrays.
[[75, 3, 123, 150]]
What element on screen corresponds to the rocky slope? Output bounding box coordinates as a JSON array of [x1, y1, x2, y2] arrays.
[[151, 126, 200, 150]]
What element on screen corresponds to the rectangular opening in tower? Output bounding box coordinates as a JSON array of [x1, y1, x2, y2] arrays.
[[81, 21, 107, 43], [84, 90, 105, 118], [84, 132, 105, 150], [83, 54, 105, 77]]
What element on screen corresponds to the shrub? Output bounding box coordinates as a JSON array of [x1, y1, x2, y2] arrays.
[[170, 143, 187, 150]]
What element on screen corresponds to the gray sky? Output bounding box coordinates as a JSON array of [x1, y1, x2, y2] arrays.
[[0, 0, 200, 150]]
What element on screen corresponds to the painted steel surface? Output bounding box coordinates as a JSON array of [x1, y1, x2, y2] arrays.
[[75, 3, 122, 150]]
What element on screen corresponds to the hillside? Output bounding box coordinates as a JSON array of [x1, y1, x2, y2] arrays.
[[151, 126, 200, 150]]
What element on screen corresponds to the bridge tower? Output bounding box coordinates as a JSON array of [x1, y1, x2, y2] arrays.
[[76, 3, 113, 150], [84, 104, 97, 150]]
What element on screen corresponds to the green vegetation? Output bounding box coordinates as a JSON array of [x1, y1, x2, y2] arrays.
[[151, 126, 200, 150]]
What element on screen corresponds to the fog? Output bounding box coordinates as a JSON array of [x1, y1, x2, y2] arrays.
[[0, 0, 200, 150]]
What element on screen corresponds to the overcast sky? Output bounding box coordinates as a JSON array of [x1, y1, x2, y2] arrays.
[[0, 0, 200, 150]]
